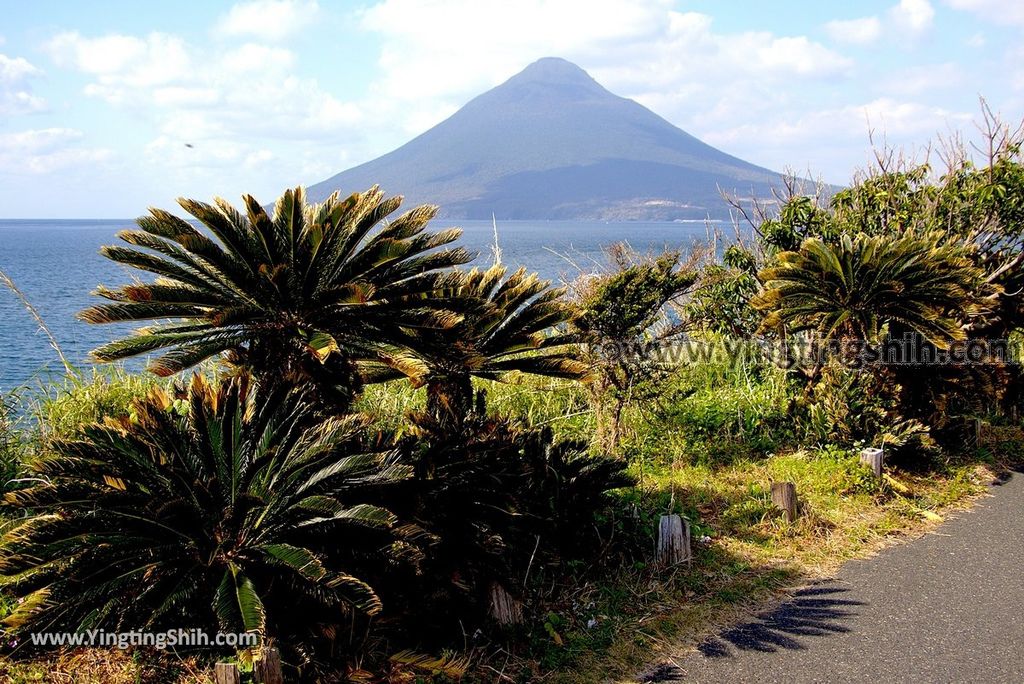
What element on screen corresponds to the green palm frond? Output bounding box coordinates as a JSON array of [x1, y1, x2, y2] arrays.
[[81, 186, 473, 409], [364, 264, 584, 423], [754, 232, 995, 348]]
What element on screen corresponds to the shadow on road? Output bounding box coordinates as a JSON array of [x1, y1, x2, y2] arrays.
[[992, 464, 1023, 486], [639, 581, 864, 683]]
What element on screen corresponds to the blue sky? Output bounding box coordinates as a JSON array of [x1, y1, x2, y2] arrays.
[[0, 0, 1019, 217]]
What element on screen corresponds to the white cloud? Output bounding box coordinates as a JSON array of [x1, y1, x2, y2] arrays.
[[822, 1, 933, 48], [220, 43, 295, 74], [47, 32, 147, 74], [0, 53, 46, 115], [46, 31, 192, 102], [145, 135, 248, 169], [0, 54, 40, 82], [889, 0, 935, 37], [244, 149, 275, 168], [754, 36, 852, 75], [881, 63, 965, 94], [825, 16, 883, 45], [218, 0, 319, 41], [360, 2, 851, 109], [945, 0, 1024, 26], [0, 128, 112, 174], [702, 98, 971, 166], [41, 25, 368, 203], [360, 0, 672, 101], [151, 86, 220, 108], [0, 89, 46, 116], [966, 32, 986, 48], [45, 30, 363, 143]]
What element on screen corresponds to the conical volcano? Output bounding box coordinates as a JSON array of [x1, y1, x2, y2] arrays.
[[307, 57, 782, 220]]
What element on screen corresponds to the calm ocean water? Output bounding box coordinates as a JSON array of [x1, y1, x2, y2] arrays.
[[0, 218, 719, 391]]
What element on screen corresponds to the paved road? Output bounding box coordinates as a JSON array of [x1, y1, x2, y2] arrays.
[[639, 467, 1024, 683]]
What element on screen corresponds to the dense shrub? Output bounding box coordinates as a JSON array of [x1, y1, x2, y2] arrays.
[[569, 246, 699, 453], [379, 411, 633, 634], [31, 367, 157, 441], [754, 232, 989, 348], [690, 112, 1024, 441]]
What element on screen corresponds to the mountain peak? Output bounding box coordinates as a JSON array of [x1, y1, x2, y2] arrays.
[[517, 57, 591, 81], [500, 57, 605, 94], [307, 57, 782, 220]]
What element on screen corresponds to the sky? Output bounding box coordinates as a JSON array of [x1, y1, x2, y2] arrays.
[[0, 0, 1020, 218]]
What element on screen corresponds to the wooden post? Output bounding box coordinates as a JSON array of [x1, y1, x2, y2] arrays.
[[770, 481, 798, 523], [975, 418, 984, 446], [213, 663, 241, 684], [859, 447, 884, 477], [253, 646, 283, 684], [657, 514, 691, 565], [488, 582, 524, 626]]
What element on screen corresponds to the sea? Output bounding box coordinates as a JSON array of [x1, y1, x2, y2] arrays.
[[0, 218, 723, 392]]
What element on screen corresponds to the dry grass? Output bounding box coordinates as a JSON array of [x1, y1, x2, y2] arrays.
[[0, 648, 209, 683]]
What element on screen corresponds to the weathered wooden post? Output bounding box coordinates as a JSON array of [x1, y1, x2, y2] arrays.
[[213, 663, 241, 684], [657, 514, 691, 565], [770, 481, 798, 523], [488, 582, 524, 626], [253, 646, 283, 684], [975, 418, 984, 446], [859, 447, 884, 478]]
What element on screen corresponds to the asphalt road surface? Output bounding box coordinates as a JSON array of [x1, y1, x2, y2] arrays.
[[639, 466, 1024, 683]]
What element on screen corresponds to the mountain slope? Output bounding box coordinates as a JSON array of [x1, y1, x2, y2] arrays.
[[307, 57, 782, 220]]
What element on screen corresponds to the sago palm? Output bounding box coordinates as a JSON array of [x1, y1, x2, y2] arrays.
[[389, 421, 633, 628], [753, 232, 991, 348], [80, 186, 472, 408], [365, 265, 586, 424], [0, 374, 408, 643]]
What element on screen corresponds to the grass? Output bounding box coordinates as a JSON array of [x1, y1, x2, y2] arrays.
[[28, 366, 159, 441], [473, 446, 1002, 684]]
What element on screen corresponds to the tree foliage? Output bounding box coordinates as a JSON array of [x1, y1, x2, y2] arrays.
[[387, 416, 633, 630], [570, 246, 699, 453]]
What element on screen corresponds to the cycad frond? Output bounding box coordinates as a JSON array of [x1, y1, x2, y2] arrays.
[[754, 232, 994, 348], [0, 374, 405, 641], [81, 186, 473, 409], [364, 263, 583, 423]]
